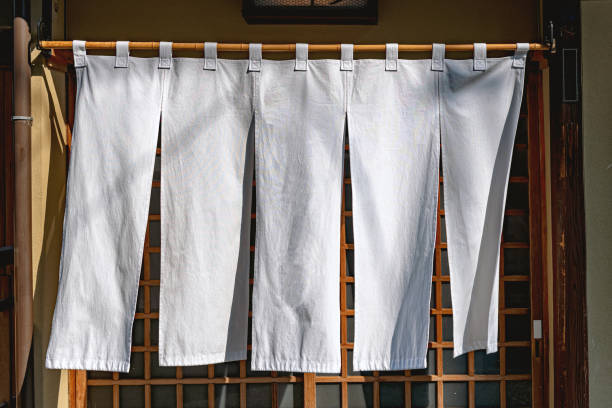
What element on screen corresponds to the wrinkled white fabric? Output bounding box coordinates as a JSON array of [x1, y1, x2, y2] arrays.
[[46, 44, 163, 372], [47, 41, 528, 373], [348, 59, 439, 370], [159, 58, 254, 366], [440, 55, 527, 357], [252, 60, 345, 372]]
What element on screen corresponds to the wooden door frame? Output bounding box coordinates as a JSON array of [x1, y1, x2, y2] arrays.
[[542, 0, 589, 406]]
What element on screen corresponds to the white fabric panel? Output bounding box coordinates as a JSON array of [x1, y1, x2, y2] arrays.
[[252, 60, 346, 372], [440, 56, 527, 357], [159, 59, 254, 366], [46, 49, 164, 372], [348, 59, 439, 370]]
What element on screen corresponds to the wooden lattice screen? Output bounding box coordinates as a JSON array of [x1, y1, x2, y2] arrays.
[[68, 59, 548, 408]]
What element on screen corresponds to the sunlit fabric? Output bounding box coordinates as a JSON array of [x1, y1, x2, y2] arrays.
[[440, 53, 528, 357], [46, 41, 164, 372], [46, 40, 527, 372], [160, 55, 255, 367], [348, 57, 439, 370]]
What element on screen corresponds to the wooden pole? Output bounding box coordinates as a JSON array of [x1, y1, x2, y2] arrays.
[[39, 41, 549, 52], [13, 8, 33, 407]]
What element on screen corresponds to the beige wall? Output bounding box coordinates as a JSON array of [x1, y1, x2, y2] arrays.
[[32, 1, 542, 406], [581, 1, 612, 407], [67, 0, 538, 45]]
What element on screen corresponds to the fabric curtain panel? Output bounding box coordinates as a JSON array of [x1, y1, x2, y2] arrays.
[[251, 45, 346, 373], [440, 44, 529, 356], [348, 51, 440, 371], [160, 43, 255, 367], [46, 41, 164, 372], [46, 41, 528, 373]]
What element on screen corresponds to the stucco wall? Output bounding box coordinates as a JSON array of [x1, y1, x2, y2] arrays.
[[581, 1, 612, 407]]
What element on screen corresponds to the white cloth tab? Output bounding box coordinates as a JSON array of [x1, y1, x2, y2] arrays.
[[249, 43, 262, 72], [385, 43, 398, 71], [431, 43, 445, 71], [203, 42, 217, 70], [115, 41, 130, 68], [72, 40, 87, 68], [294, 43, 308, 71], [473, 43, 487, 71], [158, 41, 173, 69], [513, 43, 529, 68], [340, 43, 353, 71]]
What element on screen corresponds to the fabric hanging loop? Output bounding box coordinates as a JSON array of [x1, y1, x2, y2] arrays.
[[294, 43, 308, 71], [249, 43, 262, 72], [115, 41, 130, 68], [158, 41, 173, 69], [203, 42, 217, 71], [72, 40, 87, 68], [385, 43, 398, 71], [473, 43, 487, 71], [512, 43, 529, 68], [431, 43, 445, 71], [340, 43, 353, 71]]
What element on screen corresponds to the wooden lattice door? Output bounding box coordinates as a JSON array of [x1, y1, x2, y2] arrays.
[[69, 58, 549, 408]]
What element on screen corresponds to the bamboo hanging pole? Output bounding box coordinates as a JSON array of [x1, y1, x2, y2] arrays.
[[39, 41, 549, 52]]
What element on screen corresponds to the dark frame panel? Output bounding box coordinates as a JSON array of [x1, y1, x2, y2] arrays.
[[543, 0, 589, 407], [242, 0, 378, 25]]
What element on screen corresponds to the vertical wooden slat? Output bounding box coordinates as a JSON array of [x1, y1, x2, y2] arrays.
[[341, 349, 348, 408], [144, 222, 152, 408], [527, 57, 550, 408], [176, 366, 183, 408], [303, 373, 316, 408], [208, 365, 215, 408], [68, 370, 76, 408], [240, 360, 247, 408], [112, 372, 119, 408], [372, 371, 380, 408], [468, 352, 475, 408], [271, 371, 278, 408], [436, 381, 444, 408], [404, 372, 411, 408], [75, 371, 87, 408]]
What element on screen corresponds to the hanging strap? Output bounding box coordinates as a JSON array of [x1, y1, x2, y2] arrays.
[[158, 41, 172, 69], [295, 43, 308, 71], [204, 42, 217, 71], [340, 44, 353, 71], [115, 41, 130, 68], [249, 43, 262, 72], [73, 40, 87, 68], [512, 43, 529, 68], [385, 43, 398, 71], [473, 43, 486, 71], [431, 43, 445, 71]]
